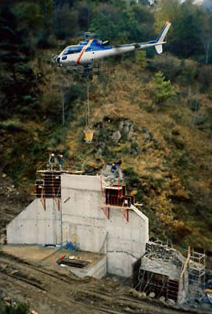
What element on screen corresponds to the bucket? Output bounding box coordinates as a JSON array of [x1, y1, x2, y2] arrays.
[[84, 129, 94, 143]]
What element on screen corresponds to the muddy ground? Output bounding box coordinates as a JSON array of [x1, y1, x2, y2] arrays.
[[0, 175, 211, 314], [1, 249, 208, 314]]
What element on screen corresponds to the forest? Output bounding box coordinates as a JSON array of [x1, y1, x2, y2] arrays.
[[1, 0, 212, 251]]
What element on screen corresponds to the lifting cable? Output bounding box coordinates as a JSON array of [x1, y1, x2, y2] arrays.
[[84, 78, 94, 143]]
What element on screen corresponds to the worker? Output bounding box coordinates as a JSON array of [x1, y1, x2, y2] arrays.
[[58, 154, 64, 171], [49, 153, 55, 171], [111, 163, 117, 173]]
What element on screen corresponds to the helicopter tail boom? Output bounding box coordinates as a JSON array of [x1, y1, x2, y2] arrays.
[[154, 21, 171, 54]]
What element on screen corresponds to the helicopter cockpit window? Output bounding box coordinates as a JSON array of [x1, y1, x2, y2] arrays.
[[63, 47, 82, 55]]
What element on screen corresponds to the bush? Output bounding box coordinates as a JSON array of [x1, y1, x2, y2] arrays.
[[36, 33, 57, 49], [147, 54, 181, 81], [177, 60, 199, 85], [135, 50, 147, 69], [187, 97, 201, 112], [2, 121, 24, 132], [150, 71, 175, 104], [197, 65, 212, 88], [123, 167, 140, 187], [0, 299, 29, 314], [193, 116, 208, 126]]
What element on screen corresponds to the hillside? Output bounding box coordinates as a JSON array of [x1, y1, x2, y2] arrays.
[[1, 47, 212, 252]]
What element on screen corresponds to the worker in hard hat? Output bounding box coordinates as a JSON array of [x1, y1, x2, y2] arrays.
[[111, 162, 117, 173], [58, 154, 64, 171], [49, 153, 55, 171]]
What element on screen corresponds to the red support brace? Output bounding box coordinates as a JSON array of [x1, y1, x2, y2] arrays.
[[64, 196, 70, 203], [40, 198, 46, 211], [101, 206, 110, 219], [122, 207, 129, 222], [54, 198, 60, 211]]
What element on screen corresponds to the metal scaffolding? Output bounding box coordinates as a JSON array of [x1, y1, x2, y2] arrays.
[[188, 248, 206, 302]]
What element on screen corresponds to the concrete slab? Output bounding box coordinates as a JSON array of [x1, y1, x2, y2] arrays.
[[2, 244, 59, 262], [1, 245, 106, 279]]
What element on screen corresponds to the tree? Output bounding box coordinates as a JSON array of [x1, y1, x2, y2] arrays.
[[90, 10, 118, 40], [0, 6, 38, 118], [53, 3, 79, 38], [18, 0, 53, 34], [154, 0, 207, 59], [199, 12, 212, 64], [151, 71, 175, 104], [135, 50, 147, 68]]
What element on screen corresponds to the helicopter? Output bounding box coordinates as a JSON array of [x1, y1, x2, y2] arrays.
[[56, 21, 171, 68]]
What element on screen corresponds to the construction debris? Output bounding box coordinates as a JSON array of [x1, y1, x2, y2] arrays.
[[57, 255, 90, 268]]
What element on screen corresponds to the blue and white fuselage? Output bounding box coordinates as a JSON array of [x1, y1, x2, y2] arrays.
[[56, 22, 171, 66]]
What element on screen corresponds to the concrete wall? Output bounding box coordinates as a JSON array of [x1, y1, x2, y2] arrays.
[[6, 173, 149, 277], [140, 253, 189, 304], [61, 174, 149, 277], [7, 199, 61, 245], [141, 257, 181, 280]]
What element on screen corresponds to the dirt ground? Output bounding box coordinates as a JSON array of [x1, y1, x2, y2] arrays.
[[1, 248, 208, 314], [0, 176, 211, 314]]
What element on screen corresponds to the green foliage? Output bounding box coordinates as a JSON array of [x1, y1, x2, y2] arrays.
[[90, 11, 117, 40], [135, 50, 147, 68], [155, 0, 212, 60], [20, 3, 43, 30], [123, 167, 140, 187], [0, 6, 40, 119], [187, 97, 201, 112], [89, 2, 154, 43], [193, 116, 208, 127], [147, 55, 181, 81], [66, 85, 86, 103], [131, 141, 139, 150], [0, 300, 29, 314], [151, 71, 175, 104], [18, 0, 53, 32], [177, 60, 199, 85], [49, 127, 68, 149], [122, 146, 130, 154], [1, 121, 24, 132], [197, 65, 212, 88], [53, 4, 79, 38]]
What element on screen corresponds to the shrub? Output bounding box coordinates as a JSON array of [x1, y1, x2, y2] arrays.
[[197, 65, 212, 87], [193, 116, 208, 126], [0, 299, 29, 314], [2, 121, 24, 132], [177, 60, 199, 85], [150, 71, 175, 104], [123, 167, 140, 187], [122, 146, 130, 154], [135, 50, 147, 69], [187, 97, 201, 112], [147, 54, 181, 81]]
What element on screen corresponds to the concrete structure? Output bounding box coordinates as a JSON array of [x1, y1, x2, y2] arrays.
[[7, 199, 61, 245], [133, 241, 191, 304], [7, 173, 149, 278]]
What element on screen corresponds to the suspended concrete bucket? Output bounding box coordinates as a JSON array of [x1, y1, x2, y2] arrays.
[[84, 128, 94, 144]]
